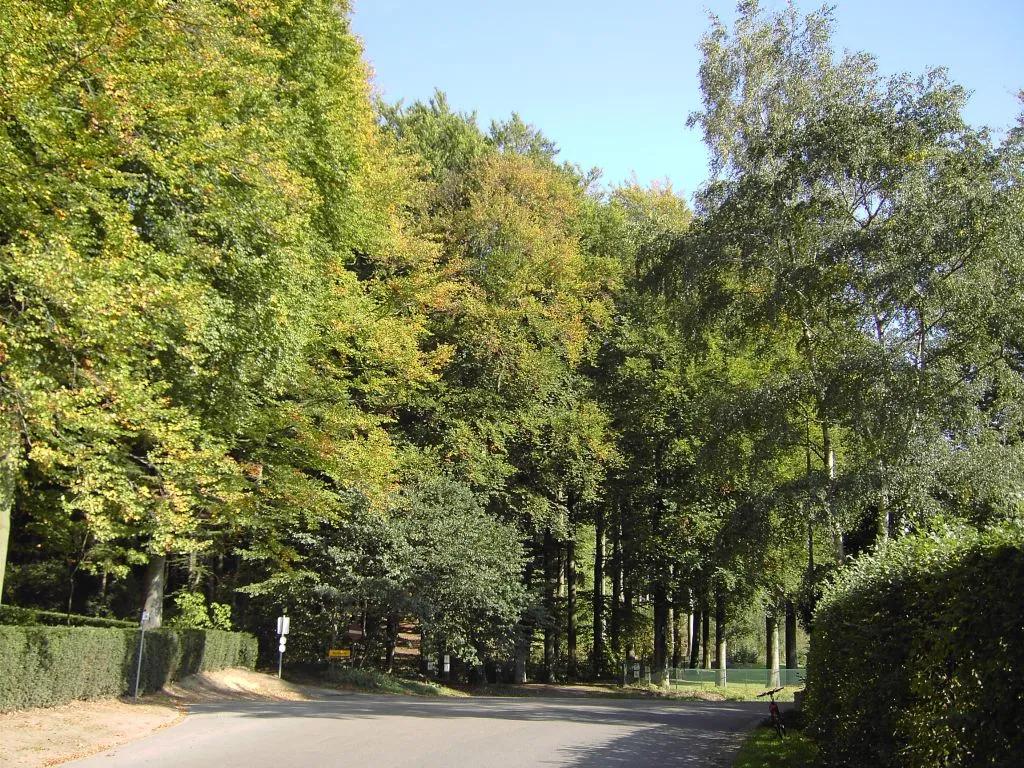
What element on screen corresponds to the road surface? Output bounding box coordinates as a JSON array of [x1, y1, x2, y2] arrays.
[[69, 694, 762, 767]]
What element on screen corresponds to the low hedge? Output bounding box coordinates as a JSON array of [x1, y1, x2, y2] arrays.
[[806, 522, 1024, 767], [0, 625, 258, 711], [0, 605, 136, 628]]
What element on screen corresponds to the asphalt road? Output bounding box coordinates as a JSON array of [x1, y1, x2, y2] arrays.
[[69, 695, 763, 767]]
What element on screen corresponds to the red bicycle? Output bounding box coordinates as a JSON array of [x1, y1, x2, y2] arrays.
[[757, 686, 786, 737]]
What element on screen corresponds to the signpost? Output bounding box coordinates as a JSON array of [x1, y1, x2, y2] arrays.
[[133, 610, 149, 700], [276, 615, 290, 679], [328, 649, 351, 660]]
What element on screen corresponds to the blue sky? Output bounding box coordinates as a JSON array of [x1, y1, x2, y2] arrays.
[[351, 1, 1023, 197]]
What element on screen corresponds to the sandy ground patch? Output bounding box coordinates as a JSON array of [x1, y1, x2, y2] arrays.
[[162, 668, 321, 702], [0, 698, 183, 768], [0, 669, 317, 768]]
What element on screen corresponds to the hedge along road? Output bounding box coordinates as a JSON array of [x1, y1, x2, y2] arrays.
[[67, 694, 763, 767]]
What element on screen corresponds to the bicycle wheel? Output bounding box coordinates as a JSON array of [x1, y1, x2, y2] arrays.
[[774, 717, 786, 738]]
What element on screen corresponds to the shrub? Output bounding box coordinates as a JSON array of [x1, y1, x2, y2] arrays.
[[805, 522, 1024, 767], [168, 592, 213, 628], [0, 605, 135, 628], [167, 591, 234, 630], [0, 625, 258, 711]]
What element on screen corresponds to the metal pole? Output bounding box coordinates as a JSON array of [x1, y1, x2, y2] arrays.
[[278, 646, 283, 679], [133, 626, 146, 700]]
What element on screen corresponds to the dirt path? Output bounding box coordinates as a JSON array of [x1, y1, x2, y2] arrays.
[[0, 669, 317, 768]]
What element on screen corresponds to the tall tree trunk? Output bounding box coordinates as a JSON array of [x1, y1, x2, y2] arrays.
[[513, 630, 529, 684], [543, 528, 558, 683], [0, 430, 18, 606], [437, 635, 448, 682], [689, 604, 701, 668], [785, 600, 799, 669], [663, 606, 671, 671], [610, 512, 622, 657], [652, 580, 669, 685], [766, 608, 780, 689], [714, 594, 727, 687], [187, 550, 200, 591], [515, 549, 537, 684], [671, 585, 684, 669], [385, 614, 399, 674], [554, 538, 563, 667], [701, 606, 711, 670], [807, 501, 815, 578], [622, 579, 634, 665], [65, 529, 90, 620], [822, 418, 844, 562], [420, 627, 431, 675], [592, 508, 605, 679], [565, 538, 577, 681], [671, 609, 683, 669], [141, 552, 166, 628], [878, 458, 892, 542]]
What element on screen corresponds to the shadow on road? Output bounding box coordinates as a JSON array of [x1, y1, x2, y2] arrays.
[[551, 722, 744, 767], [187, 695, 761, 732]]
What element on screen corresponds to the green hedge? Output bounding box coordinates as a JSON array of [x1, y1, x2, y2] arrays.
[[0, 625, 258, 711], [806, 523, 1024, 767], [0, 605, 136, 628]]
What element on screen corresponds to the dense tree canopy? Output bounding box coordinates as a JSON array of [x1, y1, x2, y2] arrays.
[[2, 0, 1020, 688]]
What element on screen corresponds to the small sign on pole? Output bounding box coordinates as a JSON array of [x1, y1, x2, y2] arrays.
[[276, 614, 289, 679], [133, 610, 150, 700], [328, 649, 351, 659]]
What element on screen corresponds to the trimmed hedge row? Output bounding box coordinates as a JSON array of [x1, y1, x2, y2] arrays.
[[0, 605, 136, 628], [806, 523, 1024, 767], [0, 625, 258, 711]]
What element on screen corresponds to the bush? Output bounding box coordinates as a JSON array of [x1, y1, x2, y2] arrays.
[[0, 605, 136, 628], [324, 665, 443, 696], [0, 624, 258, 711], [167, 592, 233, 630], [805, 522, 1024, 767]]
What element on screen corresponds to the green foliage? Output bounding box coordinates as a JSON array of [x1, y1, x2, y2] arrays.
[[167, 591, 232, 630], [324, 666, 446, 696], [0, 625, 256, 711], [2, 0, 1020, 716], [169, 592, 212, 629], [734, 725, 821, 768], [0, 625, 132, 711], [0, 605, 135, 628], [243, 474, 526, 667], [209, 601, 233, 631], [806, 523, 1024, 767], [401, 475, 527, 663]]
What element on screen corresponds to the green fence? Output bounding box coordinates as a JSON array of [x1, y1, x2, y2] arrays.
[[669, 666, 804, 690], [623, 662, 804, 691]]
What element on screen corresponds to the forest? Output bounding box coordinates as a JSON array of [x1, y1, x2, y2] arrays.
[[2, 0, 1022, 692]]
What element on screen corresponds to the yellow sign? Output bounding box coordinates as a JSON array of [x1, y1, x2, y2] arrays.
[[328, 649, 351, 659]]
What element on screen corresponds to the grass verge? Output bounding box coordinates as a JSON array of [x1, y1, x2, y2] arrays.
[[734, 719, 821, 767], [657, 683, 801, 702], [321, 667, 469, 697], [734, 726, 821, 767]]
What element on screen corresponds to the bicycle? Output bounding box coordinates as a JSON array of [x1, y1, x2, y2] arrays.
[[757, 686, 786, 737]]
